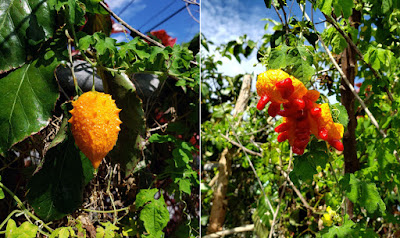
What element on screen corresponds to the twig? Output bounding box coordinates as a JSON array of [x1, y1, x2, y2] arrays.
[[203, 224, 254, 238], [221, 134, 262, 157], [323, 13, 394, 102], [185, 3, 199, 23], [149, 123, 169, 132], [271, 2, 285, 27], [280, 169, 315, 212], [268, 147, 293, 238], [182, 0, 199, 6], [228, 129, 275, 215]]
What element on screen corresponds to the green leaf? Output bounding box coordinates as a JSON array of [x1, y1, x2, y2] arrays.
[[263, 0, 272, 8], [290, 145, 328, 185], [267, 45, 289, 69], [0, 59, 59, 155], [149, 134, 177, 143], [321, 215, 356, 238], [98, 71, 146, 176], [6, 219, 38, 238], [27, 133, 85, 221], [80, 0, 108, 14], [252, 195, 273, 237], [317, 0, 333, 16], [0, 0, 55, 72], [364, 45, 394, 72], [67, 0, 86, 26], [50, 227, 74, 238], [118, 38, 151, 61], [330, 103, 349, 129], [287, 46, 315, 83], [266, 45, 315, 83], [340, 174, 386, 214], [178, 178, 191, 195], [96, 222, 119, 238], [140, 197, 170, 236], [136, 188, 158, 208], [333, 0, 354, 19]]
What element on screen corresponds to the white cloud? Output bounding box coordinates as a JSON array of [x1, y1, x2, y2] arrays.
[[201, 0, 271, 79], [201, 0, 269, 45]]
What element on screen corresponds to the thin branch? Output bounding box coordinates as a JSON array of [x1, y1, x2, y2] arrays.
[[99, 1, 165, 48], [149, 123, 169, 132], [280, 168, 315, 212], [268, 147, 293, 238], [182, 0, 200, 6], [221, 134, 262, 157], [203, 224, 254, 238], [226, 127, 275, 215], [323, 13, 394, 102], [299, 4, 400, 163], [271, 3, 285, 26], [185, 3, 199, 23], [299, 5, 384, 138]]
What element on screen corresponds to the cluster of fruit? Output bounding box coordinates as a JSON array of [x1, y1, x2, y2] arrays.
[[256, 69, 344, 155]]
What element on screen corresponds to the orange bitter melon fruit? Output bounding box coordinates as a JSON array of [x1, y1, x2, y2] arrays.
[[68, 91, 122, 169]]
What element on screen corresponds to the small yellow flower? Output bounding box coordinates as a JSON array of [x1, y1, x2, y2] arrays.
[[321, 206, 337, 227], [322, 213, 333, 227]]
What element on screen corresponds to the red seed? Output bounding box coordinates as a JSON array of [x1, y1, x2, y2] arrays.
[[329, 139, 344, 151], [276, 78, 294, 99], [292, 99, 305, 110], [277, 132, 289, 142], [310, 107, 321, 117], [318, 127, 329, 140], [275, 122, 290, 133], [257, 95, 270, 110], [268, 102, 281, 117]]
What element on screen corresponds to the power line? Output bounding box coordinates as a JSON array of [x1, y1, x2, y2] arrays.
[[138, 0, 176, 31], [144, 4, 187, 33], [117, 0, 136, 16]]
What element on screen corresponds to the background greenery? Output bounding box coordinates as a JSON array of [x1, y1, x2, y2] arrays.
[[201, 0, 400, 237]]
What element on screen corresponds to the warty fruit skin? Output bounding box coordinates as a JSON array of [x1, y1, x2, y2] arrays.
[[68, 91, 122, 169]]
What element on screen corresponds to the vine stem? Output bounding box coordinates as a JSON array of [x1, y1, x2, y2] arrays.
[[65, 29, 81, 96], [298, 4, 399, 162], [81, 207, 130, 214], [0, 182, 53, 234], [0, 210, 22, 230]]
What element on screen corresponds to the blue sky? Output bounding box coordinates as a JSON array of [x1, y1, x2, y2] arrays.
[[201, 0, 338, 103], [106, 0, 200, 44], [201, 0, 326, 77]]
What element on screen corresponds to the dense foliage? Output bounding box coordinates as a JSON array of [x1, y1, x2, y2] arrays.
[[201, 0, 400, 237], [0, 0, 199, 237]]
